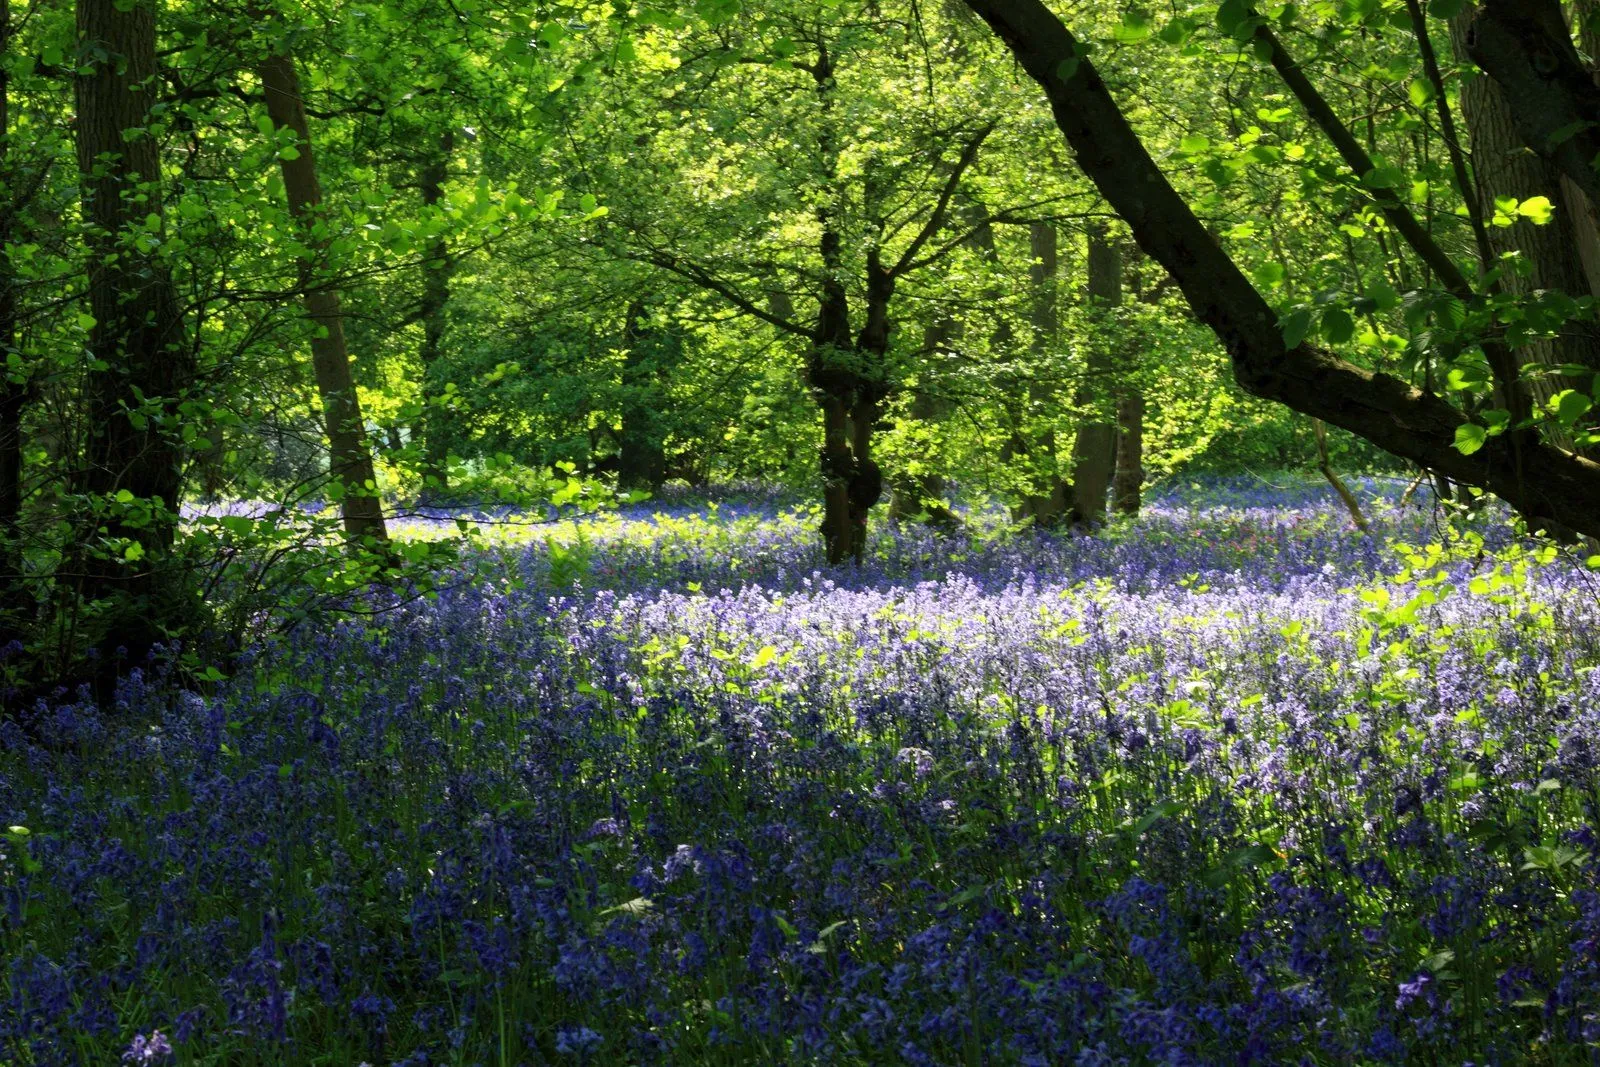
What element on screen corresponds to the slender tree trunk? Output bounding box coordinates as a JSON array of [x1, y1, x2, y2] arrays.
[[257, 42, 388, 545], [1068, 225, 1118, 527], [618, 300, 669, 492], [417, 128, 454, 497], [74, 0, 195, 662], [888, 318, 959, 528], [1020, 221, 1072, 525], [1113, 392, 1144, 515], [1313, 420, 1369, 531]]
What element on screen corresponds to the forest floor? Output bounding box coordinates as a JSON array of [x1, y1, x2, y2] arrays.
[[5, 479, 1600, 1064]]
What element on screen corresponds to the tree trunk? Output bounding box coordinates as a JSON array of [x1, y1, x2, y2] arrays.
[[618, 300, 669, 492], [74, 0, 195, 662], [888, 318, 959, 528], [417, 129, 454, 498], [1113, 392, 1144, 515], [1563, 0, 1600, 297], [1068, 224, 1119, 528], [1451, 5, 1600, 419], [1465, 0, 1600, 216], [811, 225, 867, 564], [1017, 221, 1071, 525], [1314, 420, 1369, 531], [257, 42, 388, 546], [962, 0, 1600, 540], [0, 0, 27, 647], [806, 46, 885, 565]]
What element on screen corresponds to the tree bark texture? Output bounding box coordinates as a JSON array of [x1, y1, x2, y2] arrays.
[[258, 42, 388, 545], [1466, 0, 1600, 216], [74, 0, 195, 655], [1451, 6, 1600, 420], [1068, 225, 1119, 527]]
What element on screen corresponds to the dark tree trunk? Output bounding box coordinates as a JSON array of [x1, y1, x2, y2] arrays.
[[1465, 0, 1600, 215], [417, 129, 454, 497], [618, 300, 669, 492], [258, 42, 388, 546], [1562, 0, 1600, 299], [962, 0, 1600, 539], [1451, 5, 1600, 423], [1068, 224, 1119, 528], [806, 46, 885, 565], [74, 0, 195, 661], [0, 1, 28, 647]]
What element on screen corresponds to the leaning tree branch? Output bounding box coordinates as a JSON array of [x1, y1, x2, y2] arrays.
[[628, 246, 814, 339], [961, 0, 1600, 538], [889, 123, 994, 278]]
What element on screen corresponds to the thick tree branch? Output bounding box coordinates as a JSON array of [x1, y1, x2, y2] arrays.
[[961, 0, 1600, 538]]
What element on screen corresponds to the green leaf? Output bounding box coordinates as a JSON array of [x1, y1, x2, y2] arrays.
[[1320, 307, 1355, 344], [1551, 389, 1592, 425], [1113, 9, 1153, 43], [1408, 79, 1435, 108], [1454, 422, 1487, 455], [1517, 195, 1554, 224], [1253, 262, 1286, 288], [278, 144, 301, 161], [1157, 18, 1198, 45], [1428, 0, 1465, 16], [1280, 308, 1313, 349]]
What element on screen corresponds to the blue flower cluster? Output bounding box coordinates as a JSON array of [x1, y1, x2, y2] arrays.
[[4, 482, 1598, 1063]]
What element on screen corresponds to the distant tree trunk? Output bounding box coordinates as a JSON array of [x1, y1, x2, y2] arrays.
[[1113, 392, 1144, 515], [618, 300, 669, 492], [1451, 6, 1600, 419], [1021, 221, 1072, 525], [73, 0, 195, 661], [1068, 224, 1119, 528], [0, 1, 27, 647], [417, 129, 454, 498], [257, 41, 388, 546], [888, 318, 959, 528]]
